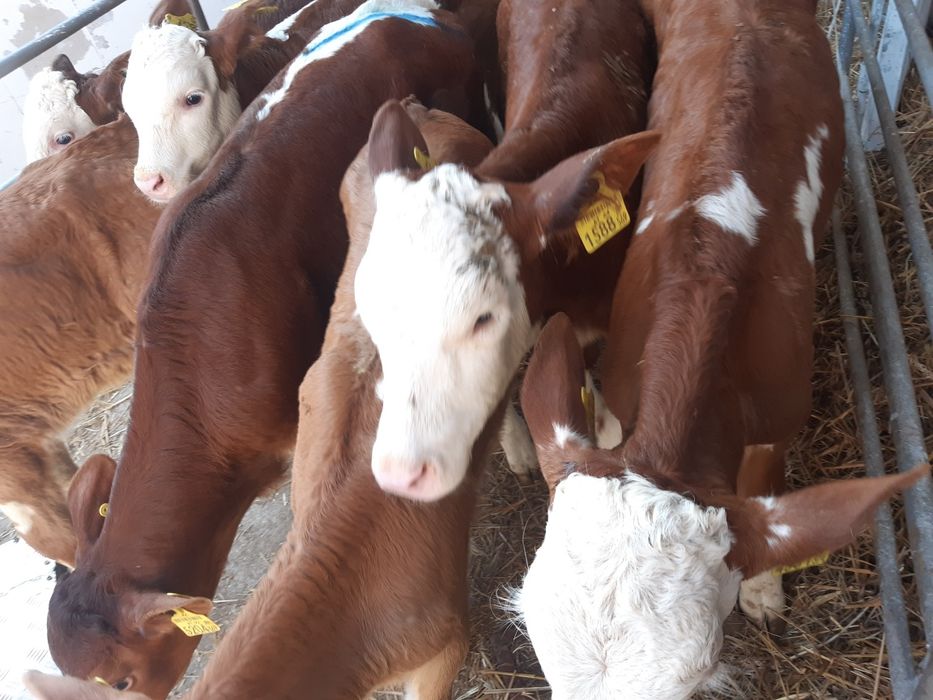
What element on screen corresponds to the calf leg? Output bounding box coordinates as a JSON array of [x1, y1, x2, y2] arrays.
[[403, 634, 468, 700], [0, 439, 78, 566], [736, 442, 787, 633], [499, 401, 538, 480]]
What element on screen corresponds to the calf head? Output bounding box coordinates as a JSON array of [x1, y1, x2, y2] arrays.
[[47, 455, 210, 699], [122, 12, 260, 201], [23, 62, 97, 162], [514, 314, 931, 700], [355, 105, 658, 500]]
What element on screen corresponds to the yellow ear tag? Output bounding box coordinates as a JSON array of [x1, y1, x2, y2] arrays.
[[170, 608, 220, 637], [163, 12, 198, 30], [92, 677, 109, 687], [772, 550, 830, 576], [98, 502, 109, 518], [575, 172, 630, 254], [580, 386, 596, 437], [413, 147, 436, 171]]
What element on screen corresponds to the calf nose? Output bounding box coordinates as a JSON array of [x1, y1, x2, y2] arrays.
[[373, 455, 438, 500], [133, 170, 170, 200]]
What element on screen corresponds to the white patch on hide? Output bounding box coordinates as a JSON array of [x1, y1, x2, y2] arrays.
[[794, 124, 829, 265], [695, 172, 765, 245]]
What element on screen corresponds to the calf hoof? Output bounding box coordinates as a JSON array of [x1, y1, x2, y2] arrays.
[[739, 570, 786, 635]]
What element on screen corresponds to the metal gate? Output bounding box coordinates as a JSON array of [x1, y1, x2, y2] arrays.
[[834, 0, 933, 697]]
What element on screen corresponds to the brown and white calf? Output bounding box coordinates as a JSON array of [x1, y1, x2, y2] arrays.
[[0, 118, 159, 566], [510, 1, 931, 697], [21, 0, 192, 162], [354, 0, 656, 500], [121, 0, 371, 200], [46, 4, 483, 697], [26, 98, 494, 700]]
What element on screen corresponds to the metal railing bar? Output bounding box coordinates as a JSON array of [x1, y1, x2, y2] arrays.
[[912, 653, 933, 700], [892, 0, 933, 102], [833, 206, 917, 700], [0, 0, 130, 81], [847, 0, 933, 337], [836, 33, 933, 638]]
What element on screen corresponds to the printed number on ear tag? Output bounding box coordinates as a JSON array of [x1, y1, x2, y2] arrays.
[[163, 12, 197, 30], [575, 172, 630, 254], [413, 147, 437, 171], [171, 608, 220, 637], [772, 551, 830, 576], [580, 386, 596, 438]]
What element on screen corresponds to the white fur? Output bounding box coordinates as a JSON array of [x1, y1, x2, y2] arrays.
[[264, 0, 319, 40], [122, 23, 242, 200], [500, 403, 538, 476], [695, 172, 765, 244], [257, 0, 438, 121], [635, 213, 654, 235], [515, 473, 740, 700], [355, 165, 533, 501], [0, 501, 37, 536], [794, 124, 829, 265], [766, 522, 792, 548], [22, 68, 96, 163], [739, 570, 784, 626], [584, 372, 622, 450], [552, 423, 588, 450], [665, 203, 688, 221]]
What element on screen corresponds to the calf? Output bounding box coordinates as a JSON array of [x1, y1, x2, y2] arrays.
[[0, 118, 159, 566], [354, 0, 656, 500], [510, 1, 931, 697], [46, 4, 482, 697], [26, 98, 493, 700], [121, 0, 370, 200]]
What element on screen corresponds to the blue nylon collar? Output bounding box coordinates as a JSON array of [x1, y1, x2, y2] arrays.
[[301, 11, 442, 57]]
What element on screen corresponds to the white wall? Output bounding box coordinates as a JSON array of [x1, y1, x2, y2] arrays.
[[0, 0, 231, 183]]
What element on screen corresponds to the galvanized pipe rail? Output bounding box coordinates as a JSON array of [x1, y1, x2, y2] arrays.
[[0, 0, 209, 81], [836, 1, 933, 698]]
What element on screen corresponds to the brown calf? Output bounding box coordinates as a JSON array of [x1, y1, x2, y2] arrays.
[[0, 118, 158, 567], [24, 98, 493, 700], [47, 5, 483, 697], [510, 1, 931, 698], [353, 0, 656, 500]]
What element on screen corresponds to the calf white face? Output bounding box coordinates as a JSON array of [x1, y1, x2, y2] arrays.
[[22, 68, 96, 163], [516, 471, 741, 700], [122, 24, 241, 201], [355, 166, 533, 501]]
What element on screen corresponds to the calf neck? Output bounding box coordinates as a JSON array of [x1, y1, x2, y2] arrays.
[[47, 4, 480, 697]]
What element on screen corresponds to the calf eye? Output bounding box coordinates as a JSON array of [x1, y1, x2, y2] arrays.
[[185, 92, 203, 106], [113, 678, 132, 691], [55, 132, 73, 145], [473, 312, 494, 333]]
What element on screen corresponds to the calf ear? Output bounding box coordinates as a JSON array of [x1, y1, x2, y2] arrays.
[[22, 670, 148, 700], [367, 99, 431, 180], [51, 55, 82, 84], [67, 455, 116, 563], [122, 591, 214, 638], [520, 314, 607, 492], [148, 0, 196, 27], [204, 8, 262, 79], [507, 130, 660, 259], [725, 465, 930, 578]]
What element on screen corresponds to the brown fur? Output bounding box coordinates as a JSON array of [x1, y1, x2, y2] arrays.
[[0, 118, 159, 566], [24, 99, 494, 700], [518, 0, 923, 586], [47, 14, 481, 699]]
